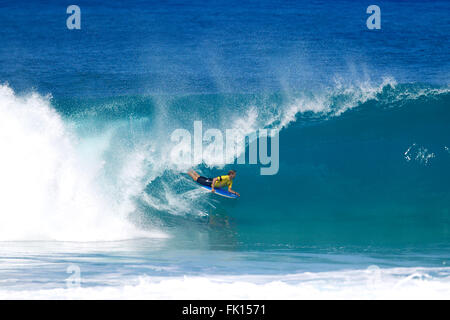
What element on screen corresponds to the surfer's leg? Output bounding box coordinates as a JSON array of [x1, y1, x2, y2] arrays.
[[187, 170, 200, 181], [197, 176, 213, 187]]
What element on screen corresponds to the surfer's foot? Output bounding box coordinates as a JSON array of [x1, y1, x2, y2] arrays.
[[187, 170, 200, 181]]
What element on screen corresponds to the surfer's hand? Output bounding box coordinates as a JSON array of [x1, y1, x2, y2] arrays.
[[211, 189, 215, 193]]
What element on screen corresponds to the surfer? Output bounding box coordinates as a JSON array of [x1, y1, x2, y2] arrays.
[[187, 170, 240, 197]]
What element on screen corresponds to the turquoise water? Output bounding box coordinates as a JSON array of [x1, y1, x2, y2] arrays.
[[0, 0, 449, 298]]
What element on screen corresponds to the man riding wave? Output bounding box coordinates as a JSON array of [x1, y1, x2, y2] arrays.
[[187, 169, 240, 197]]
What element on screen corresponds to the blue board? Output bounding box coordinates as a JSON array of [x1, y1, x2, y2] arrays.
[[197, 183, 239, 199]]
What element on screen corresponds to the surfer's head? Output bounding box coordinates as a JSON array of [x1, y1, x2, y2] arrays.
[[228, 170, 236, 179]]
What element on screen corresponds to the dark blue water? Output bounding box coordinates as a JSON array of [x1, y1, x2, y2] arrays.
[[1, 0, 449, 96], [0, 0, 449, 298]]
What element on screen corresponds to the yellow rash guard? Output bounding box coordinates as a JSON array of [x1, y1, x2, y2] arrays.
[[213, 175, 233, 188]]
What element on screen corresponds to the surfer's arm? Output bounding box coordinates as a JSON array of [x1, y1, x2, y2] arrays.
[[228, 186, 240, 197], [211, 177, 218, 192]]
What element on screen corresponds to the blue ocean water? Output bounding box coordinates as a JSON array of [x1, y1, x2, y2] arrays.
[[0, 0, 449, 298]]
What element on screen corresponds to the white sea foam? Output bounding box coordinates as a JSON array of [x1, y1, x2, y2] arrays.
[[0, 85, 166, 241], [0, 266, 449, 299], [404, 143, 435, 165]]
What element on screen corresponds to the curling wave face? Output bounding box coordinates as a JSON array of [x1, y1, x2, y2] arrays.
[[0, 80, 449, 246]]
